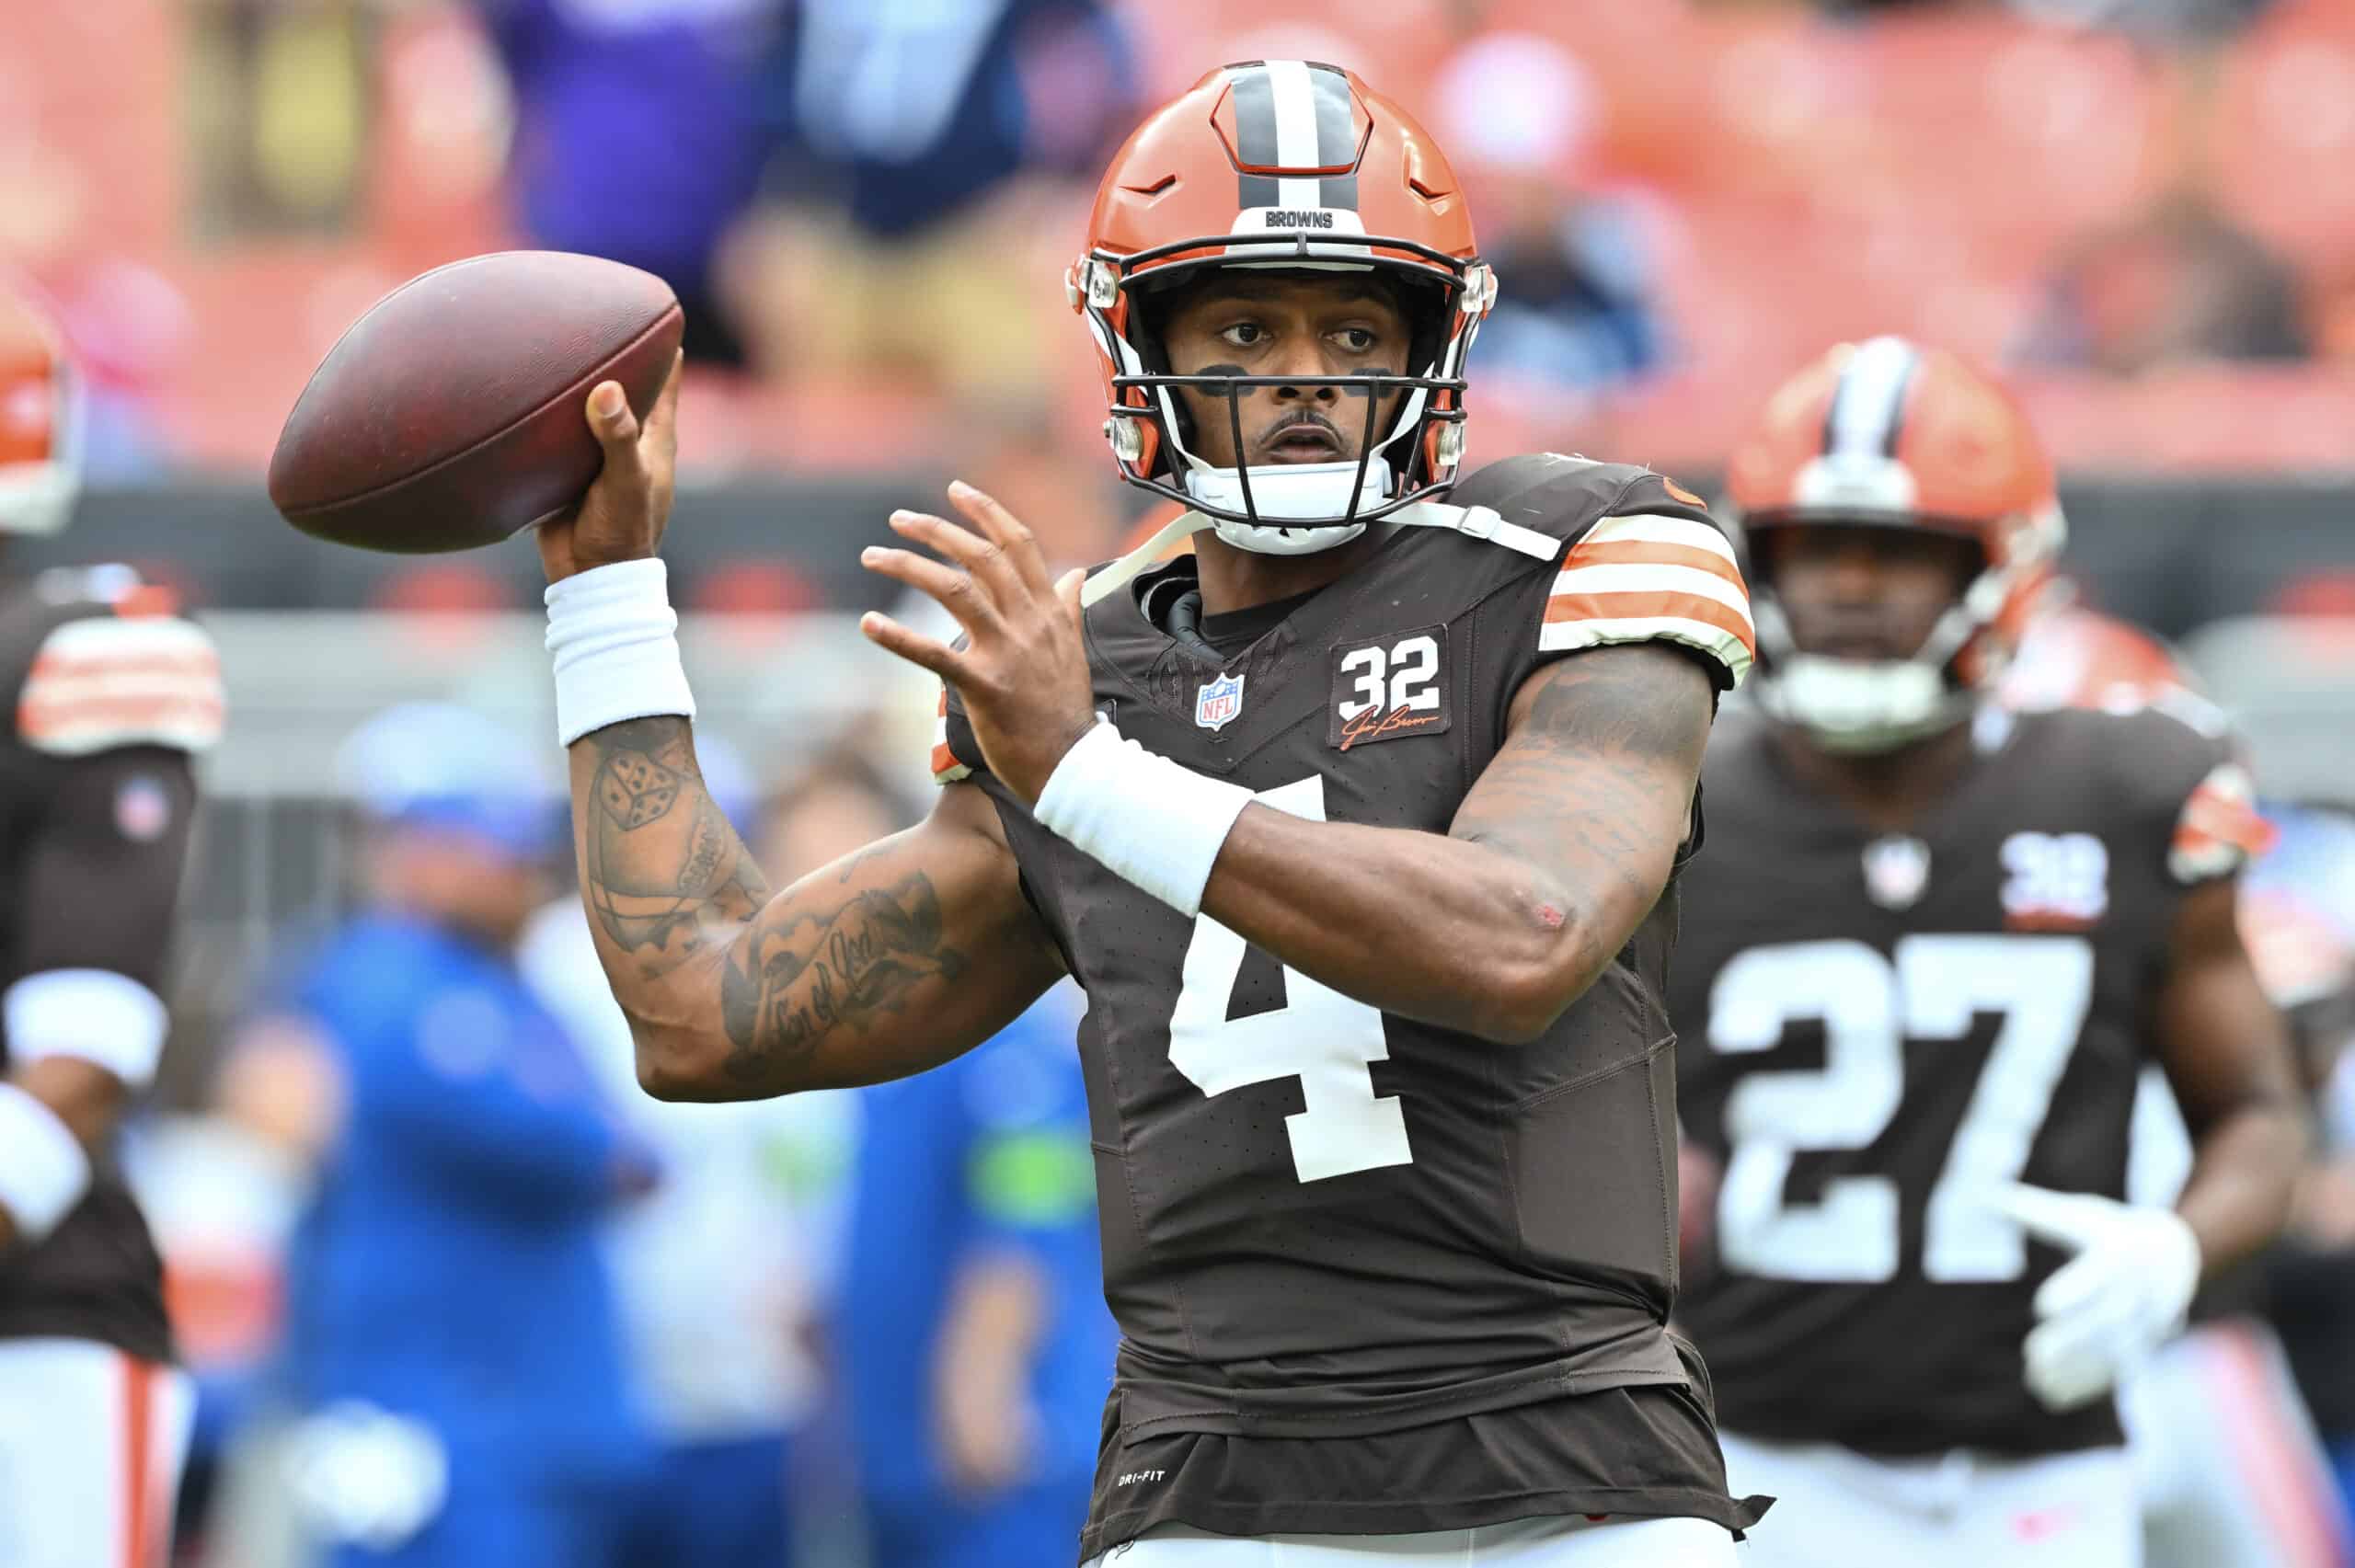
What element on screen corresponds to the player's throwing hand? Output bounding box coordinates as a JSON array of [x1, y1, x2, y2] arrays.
[[538, 351, 684, 585], [860, 483, 1098, 803]]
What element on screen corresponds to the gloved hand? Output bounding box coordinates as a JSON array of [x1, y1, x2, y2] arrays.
[[1990, 1183, 2203, 1412]]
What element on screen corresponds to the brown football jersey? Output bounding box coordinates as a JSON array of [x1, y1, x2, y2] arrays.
[[0, 568, 219, 1362], [939, 456, 1770, 1551], [1669, 695, 2264, 1459]]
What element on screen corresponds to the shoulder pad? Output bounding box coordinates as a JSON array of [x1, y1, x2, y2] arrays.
[[2035, 703, 2269, 885], [1444, 453, 1718, 547], [18, 611, 225, 756], [2171, 758, 2270, 884]]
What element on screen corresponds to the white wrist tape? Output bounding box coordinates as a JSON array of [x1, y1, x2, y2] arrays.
[[544, 558, 696, 746], [5, 970, 169, 1090], [0, 1082, 92, 1242], [1031, 720, 1253, 918]]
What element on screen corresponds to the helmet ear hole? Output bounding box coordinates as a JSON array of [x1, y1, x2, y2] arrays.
[[1120, 287, 1195, 474]]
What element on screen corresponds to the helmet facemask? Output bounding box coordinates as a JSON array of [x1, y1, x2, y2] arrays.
[[1745, 516, 2053, 754], [1076, 231, 1492, 554]]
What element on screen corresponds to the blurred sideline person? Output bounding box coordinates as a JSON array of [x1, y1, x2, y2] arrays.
[[235, 704, 657, 1568], [2010, 599, 2355, 1566], [0, 284, 224, 1566], [771, 761, 1110, 1568], [841, 879, 1112, 1568], [1671, 338, 2307, 1568], [518, 736, 848, 1568]]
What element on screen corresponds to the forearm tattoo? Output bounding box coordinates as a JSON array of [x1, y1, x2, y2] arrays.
[[585, 718, 770, 965], [580, 717, 969, 1081], [718, 859, 968, 1083]]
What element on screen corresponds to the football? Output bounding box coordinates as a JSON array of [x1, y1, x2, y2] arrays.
[[267, 251, 684, 554]]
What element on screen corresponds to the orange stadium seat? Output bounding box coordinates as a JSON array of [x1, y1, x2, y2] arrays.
[[10, 0, 2355, 476], [4, 0, 182, 260]]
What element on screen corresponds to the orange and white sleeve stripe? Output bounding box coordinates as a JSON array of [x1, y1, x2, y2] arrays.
[[1536, 513, 1755, 686], [931, 688, 971, 784], [2169, 761, 2273, 883], [17, 614, 224, 757]]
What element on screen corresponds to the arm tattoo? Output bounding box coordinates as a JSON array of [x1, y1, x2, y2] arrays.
[[719, 865, 969, 1085], [579, 719, 980, 1087], [1513, 644, 1717, 762], [583, 717, 772, 964]]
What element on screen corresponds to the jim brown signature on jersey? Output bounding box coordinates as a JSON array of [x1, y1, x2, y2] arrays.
[[1338, 704, 1446, 750]]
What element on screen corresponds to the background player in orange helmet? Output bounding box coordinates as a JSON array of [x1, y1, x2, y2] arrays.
[[534, 60, 1767, 1567], [1668, 335, 2304, 1568], [0, 282, 224, 1567]]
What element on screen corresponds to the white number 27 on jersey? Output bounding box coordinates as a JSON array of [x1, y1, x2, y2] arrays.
[[1708, 935, 2095, 1283], [1167, 775, 1415, 1183]]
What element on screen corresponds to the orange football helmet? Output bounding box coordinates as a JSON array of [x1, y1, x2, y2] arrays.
[[1725, 337, 2064, 750], [0, 281, 77, 537], [1070, 61, 1494, 544], [2003, 602, 2191, 715]]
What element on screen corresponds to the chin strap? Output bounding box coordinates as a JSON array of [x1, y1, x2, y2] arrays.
[[1079, 500, 1559, 609]]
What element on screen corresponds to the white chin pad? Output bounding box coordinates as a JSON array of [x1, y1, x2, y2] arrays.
[[1211, 519, 1367, 556], [0, 463, 77, 537], [1184, 459, 1391, 522], [1186, 460, 1388, 555], [1762, 655, 1963, 752]]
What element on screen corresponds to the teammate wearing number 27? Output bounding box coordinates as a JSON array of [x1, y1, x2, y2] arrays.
[[536, 63, 1764, 1567], [1669, 337, 2308, 1568]]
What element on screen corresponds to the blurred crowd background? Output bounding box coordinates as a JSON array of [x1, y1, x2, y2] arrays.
[[3, 0, 2352, 1563]]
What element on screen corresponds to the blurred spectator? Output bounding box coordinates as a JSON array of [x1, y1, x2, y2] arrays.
[[479, 0, 784, 367], [2254, 805, 2355, 1516], [767, 0, 1134, 238], [807, 766, 1112, 1568], [1428, 34, 1668, 406], [228, 704, 656, 1568], [517, 733, 851, 1568], [2021, 195, 2313, 372], [728, 0, 1139, 401]]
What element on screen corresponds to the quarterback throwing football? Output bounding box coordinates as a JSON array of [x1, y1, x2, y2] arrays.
[[536, 63, 1766, 1567]]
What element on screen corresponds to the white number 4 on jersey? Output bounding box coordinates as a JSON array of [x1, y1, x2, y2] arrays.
[[1167, 775, 1415, 1183]]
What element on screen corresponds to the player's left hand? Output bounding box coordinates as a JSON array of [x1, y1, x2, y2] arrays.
[[859, 482, 1097, 803], [1992, 1182, 2202, 1412]]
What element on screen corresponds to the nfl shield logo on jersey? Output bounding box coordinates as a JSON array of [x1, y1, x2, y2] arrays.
[[1195, 671, 1246, 731], [1862, 834, 1931, 910]]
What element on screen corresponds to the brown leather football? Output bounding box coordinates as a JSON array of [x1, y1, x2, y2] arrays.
[[269, 251, 684, 554]]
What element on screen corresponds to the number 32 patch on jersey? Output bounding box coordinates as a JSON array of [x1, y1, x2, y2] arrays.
[[1329, 625, 1451, 750]]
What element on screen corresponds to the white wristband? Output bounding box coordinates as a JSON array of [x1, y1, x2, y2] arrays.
[[544, 558, 696, 746], [6, 970, 169, 1090], [1031, 720, 1253, 917], [0, 1082, 92, 1242]]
